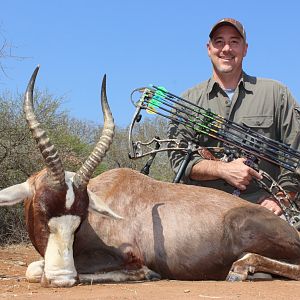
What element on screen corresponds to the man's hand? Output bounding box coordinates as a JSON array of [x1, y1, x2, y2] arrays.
[[260, 192, 296, 216], [217, 158, 263, 190], [190, 158, 262, 189], [259, 197, 283, 216]]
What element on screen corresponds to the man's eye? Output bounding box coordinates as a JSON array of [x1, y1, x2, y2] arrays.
[[215, 40, 224, 46], [230, 40, 239, 46]]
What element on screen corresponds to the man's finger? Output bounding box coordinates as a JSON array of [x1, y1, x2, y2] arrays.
[[249, 168, 263, 180]]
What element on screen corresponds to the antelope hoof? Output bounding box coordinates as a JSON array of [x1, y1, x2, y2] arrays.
[[226, 271, 247, 282], [145, 270, 161, 281], [247, 272, 273, 281]]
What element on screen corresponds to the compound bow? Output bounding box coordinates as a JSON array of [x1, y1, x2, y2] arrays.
[[128, 85, 300, 228]]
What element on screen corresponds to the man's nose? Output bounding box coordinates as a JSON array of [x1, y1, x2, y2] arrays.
[[222, 43, 231, 51]]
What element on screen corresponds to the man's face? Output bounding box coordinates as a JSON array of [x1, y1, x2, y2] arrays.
[[207, 25, 248, 75]]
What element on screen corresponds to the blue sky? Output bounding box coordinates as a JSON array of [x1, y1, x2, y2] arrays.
[[1, 1, 300, 127]]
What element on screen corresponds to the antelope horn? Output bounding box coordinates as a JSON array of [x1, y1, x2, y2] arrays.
[[73, 75, 115, 189], [23, 66, 65, 187]]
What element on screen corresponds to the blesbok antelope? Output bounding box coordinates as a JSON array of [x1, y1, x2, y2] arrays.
[[1, 67, 300, 288]]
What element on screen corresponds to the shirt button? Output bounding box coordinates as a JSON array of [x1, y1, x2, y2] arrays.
[[225, 100, 230, 105]]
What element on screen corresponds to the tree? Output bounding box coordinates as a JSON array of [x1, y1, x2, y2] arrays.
[[0, 32, 26, 80]]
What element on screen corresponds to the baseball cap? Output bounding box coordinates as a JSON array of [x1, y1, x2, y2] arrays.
[[209, 18, 246, 40]]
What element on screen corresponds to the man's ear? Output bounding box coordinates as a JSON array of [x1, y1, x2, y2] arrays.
[[87, 189, 123, 220], [243, 42, 248, 57], [207, 41, 212, 58], [0, 182, 33, 206]]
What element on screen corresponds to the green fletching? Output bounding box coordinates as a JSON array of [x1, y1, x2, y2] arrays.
[[146, 86, 168, 114], [156, 86, 167, 93]]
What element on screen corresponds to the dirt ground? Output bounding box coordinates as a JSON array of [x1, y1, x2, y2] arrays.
[[1, 245, 300, 300]]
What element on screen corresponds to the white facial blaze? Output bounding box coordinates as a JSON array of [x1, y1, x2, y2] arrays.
[[65, 172, 75, 210], [44, 215, 81, 287]]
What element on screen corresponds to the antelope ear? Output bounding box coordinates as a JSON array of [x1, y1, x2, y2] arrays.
[[87, 189, 123, 220], [0, 182, 33, 206]]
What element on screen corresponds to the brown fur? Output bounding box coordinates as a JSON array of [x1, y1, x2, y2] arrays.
[[70, 168, 300, 280]]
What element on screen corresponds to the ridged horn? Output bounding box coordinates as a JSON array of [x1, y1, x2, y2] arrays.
[[23, 66, 65, 187], [73, 75, 115, 189]]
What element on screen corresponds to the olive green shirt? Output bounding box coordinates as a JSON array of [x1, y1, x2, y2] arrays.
[[168, 72, 300, 202]]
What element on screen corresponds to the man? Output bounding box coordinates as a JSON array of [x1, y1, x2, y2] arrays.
[[168, 18, 300, 216]]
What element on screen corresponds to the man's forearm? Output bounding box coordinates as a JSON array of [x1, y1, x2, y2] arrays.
[[190, 158, 263, 190], [190, 160, 223, 181]]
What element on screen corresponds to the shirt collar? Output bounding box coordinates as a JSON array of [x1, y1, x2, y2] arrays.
[[240, 72, 255, 93], [207, 71, 254, 96]]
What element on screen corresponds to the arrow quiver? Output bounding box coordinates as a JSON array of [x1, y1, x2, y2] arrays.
[[128, 85, 300, 228]]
